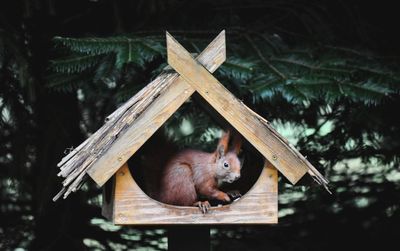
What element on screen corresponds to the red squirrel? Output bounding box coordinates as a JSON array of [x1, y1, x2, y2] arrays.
[[159, 130, 242, 213]]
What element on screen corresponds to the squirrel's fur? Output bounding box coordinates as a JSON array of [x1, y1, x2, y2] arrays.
[[159, 130, 242, 208]]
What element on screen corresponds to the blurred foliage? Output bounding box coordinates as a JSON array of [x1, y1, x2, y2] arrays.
[[1, 0, 399, 250]]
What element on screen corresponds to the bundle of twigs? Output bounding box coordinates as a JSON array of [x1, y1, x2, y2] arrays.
[[53, 70, 178, 201], [243, 104, 330, 193]]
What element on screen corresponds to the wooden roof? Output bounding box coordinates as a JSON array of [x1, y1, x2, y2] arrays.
[[54, 31, 328, 201]]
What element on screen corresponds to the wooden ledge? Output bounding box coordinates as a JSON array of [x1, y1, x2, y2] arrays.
[[104, 161, 278, 225]]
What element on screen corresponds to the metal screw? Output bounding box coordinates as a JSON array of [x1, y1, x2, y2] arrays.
[[272, 154, 278, 161], [117, 157, 122, 162]]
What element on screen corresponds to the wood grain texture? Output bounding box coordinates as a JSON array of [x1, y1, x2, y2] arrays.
[[54, 72, 180, 200], [88, 79, 194, 186], [86, 31, 226, 187], [166, 32, 309, 184], [111, 162, 278, 225]]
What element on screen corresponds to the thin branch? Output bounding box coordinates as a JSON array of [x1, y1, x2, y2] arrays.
[[270, 57, 352, 74], [244, 34, 287, 79]]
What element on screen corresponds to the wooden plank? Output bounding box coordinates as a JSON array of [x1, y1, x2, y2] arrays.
[[88, 78, 194, 186], [101, 176, 115, 220], [166, 32, 308, 184], [112, 161, 277, 224], [87, 31, 227, 186]]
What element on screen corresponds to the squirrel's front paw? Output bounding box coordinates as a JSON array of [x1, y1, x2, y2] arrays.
[[221, 193, 231, 202], [193, 201, 211, 214]]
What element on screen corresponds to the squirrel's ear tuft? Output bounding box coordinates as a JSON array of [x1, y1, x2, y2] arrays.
[[239, 156, 245, 169], [216, 145, 225, 159], [230, 132, 242, 155], [217, 130, 230, 150], [216, 129, 230, 159]]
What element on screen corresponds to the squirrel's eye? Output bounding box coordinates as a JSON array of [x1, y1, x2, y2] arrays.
[[223, 162, 229, 168]]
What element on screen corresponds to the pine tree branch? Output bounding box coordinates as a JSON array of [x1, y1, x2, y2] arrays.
[[270, 57, 352, 73], [243, 34, 287, 79]]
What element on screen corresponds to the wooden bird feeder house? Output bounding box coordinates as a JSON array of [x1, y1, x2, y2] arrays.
[[54, 31, 328, 225]]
